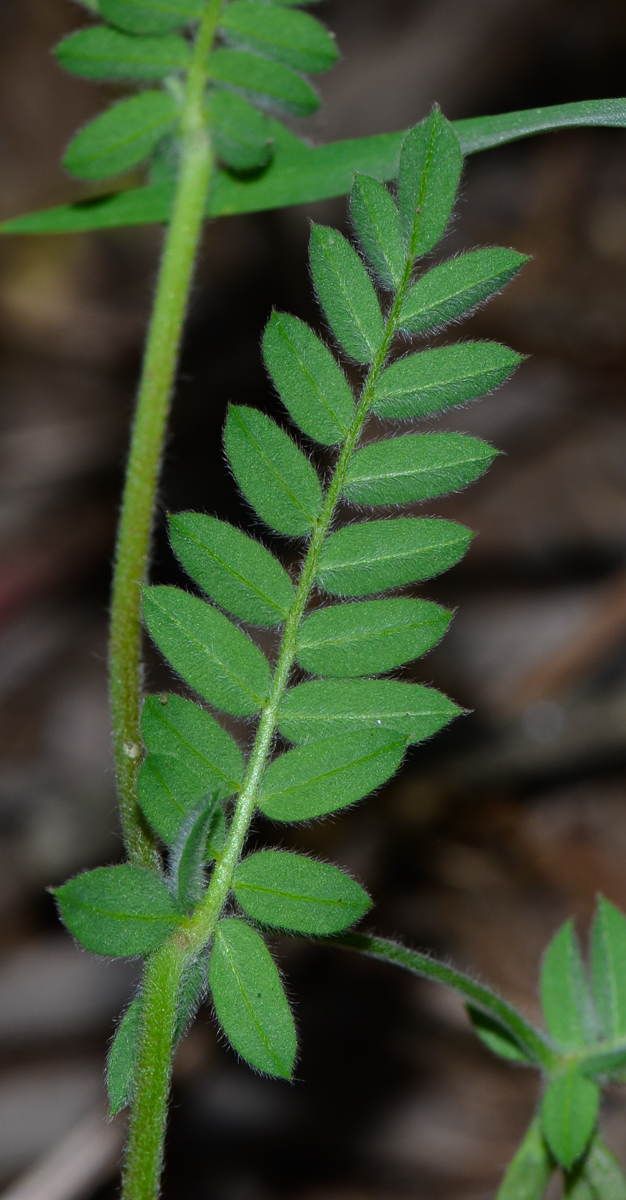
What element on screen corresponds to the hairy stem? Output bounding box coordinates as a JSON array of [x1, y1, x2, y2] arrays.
[[109, 0, 223, 868]]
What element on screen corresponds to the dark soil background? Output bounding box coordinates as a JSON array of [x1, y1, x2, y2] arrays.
[[1, 2, 626, 1198]]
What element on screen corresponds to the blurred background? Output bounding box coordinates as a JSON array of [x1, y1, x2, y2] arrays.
[[2, 1, 626, 1197]]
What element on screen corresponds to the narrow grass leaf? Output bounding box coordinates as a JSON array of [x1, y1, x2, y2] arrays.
[[63, 92, 178, 181], [263, 312, 354, 445], [541, 1068, 599, 1169], [220, 2, 338, 74], [169, 513, 294, 626], [297, 597, 451, 677], [309, 224, 384, 363], [206, 89, 273, 172], [496, 1117, 554, 1200], [55, 27, 191, 81], [100, 0, 203, 33], [54, 865, 180, 956], [317, 517, 473, 596], [209, 50, 319, 117], [541, 920, 597, 1050], [225, 405, 322, 536], [591, 896, 626, 1040], [234, 850, 371, 934], [372, 343, 522, 420], [350, 174, 405, 289], [209, 917, 296, 1078], [138, 753, 211, 845], [398, 110, 463, 259], [467, 1005, 534, 1063], [142, 693, 244, 795], [107, 997, 141, 1116], [258, 728, 406, 821], [398, 248, 529, 334], [142, 586, 271, 715], [343, 433, 497, 505], [278, 678, 461, 744]]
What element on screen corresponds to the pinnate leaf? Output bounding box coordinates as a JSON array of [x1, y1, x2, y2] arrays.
[[209, 917, 296, 1078], [309, 223, 384, 363], [317, 517, 472, 596], [467, 1005, 534, 1063], [278, 677, 461, 744], [263, 312, 354, 445], [63, 92, 178, 181], [169, 513, 294, 626], [209, 49, 319, 117], [350, 174, 405, 290], [258, 728, 406, 821], [541, 920, 597, 1050], [107, 997, 141, 1116], [55, 27, 191, 81], [225, 405, 322, 536], [591, 897, 626, 1040], [398, 109, 463, 259], [142, 693, 244, 798], [297, 597, 451, 677], [142, 586, 271, 715], [372, 343, 522, 420], [100, 0, 203, 33], [398, 248, 528, 334], [55, 865, 179, 957], [343, 433, 497, 506], [206, 90, 273, 172], [220, 1, 338, 74], [541, 1067, 599, 1169], [234, 850, 371, 934]]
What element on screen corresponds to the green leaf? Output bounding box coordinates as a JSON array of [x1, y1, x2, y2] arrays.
[[54, 27, 191, 81], [541, 1068, 599, 1169], [398, 248, 529, 335], [169, 513, 294, 627], [234, 850, 371, 934], [206, 89, 273, 172], [258, 728, 406, 821], [467, 1005, 534, 1063], [296, 597, 451, 677], [541, 920, 597, 1050], [224, 405, 322, 536], [175, 954, 208, 1039], [349, 173, 405, 290], [107, 996, 141, 1116], [262, 312, 354, 445], [343, 433, 497, 506], [99, 0, 203, 34], [142, 693, 244, 800], [572, 1136, 626, 1200], [220, 2, 338, 74], [496, 1117, 554, 1200], [209, 917, 296, 1078], [138, 752, 210, 844], [54, 865, 180, 957], [63, 92, 179, 181], [209, 50, 319, 117], [317, 517, 473, 596], [169, 798, 219, 910], [309, 223, 384, 363], [142, 586, 271, 715], [398, 110, 463, 259], [372, 343, 522, 420], [591, 897, 626, 1040], [278, 678, 461, 744]]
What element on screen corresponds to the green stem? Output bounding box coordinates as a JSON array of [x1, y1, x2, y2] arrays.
[[109, 0, 223, 868]]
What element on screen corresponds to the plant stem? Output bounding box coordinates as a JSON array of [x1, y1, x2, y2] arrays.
[[109, 0, 223, 868]]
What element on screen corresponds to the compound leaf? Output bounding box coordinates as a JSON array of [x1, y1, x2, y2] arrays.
[[309, 223, 384, 363], [297, 597, 451, 677], [398, 109, 463, 259], [220, 1, 338, 74], [138, 753, 211, 845], [398, 247, 528, 334], [278, 677, 461, 744], [142, 586, 271, 716], [169, 513, 294, 627], [258, 728, 406, 821], [209, 917, 296, 1078], [54, 27, 191, 81], [541, 920, 597, 1051], [467, 1005, 534, 1063], [54, 865, 180, 957], [317, 517, 473, 596], [142, 693, 244, 796], [263, 312, 354, 445], [591, 896, 626, 1040], [234, 850, 371, 934], [343, 433, 497, 506], [541, 1068, 599, 1169], [99, 0, 203, 34], [107, 997, 141, 1116], [63, 91, 178, 181], [206, 89, 273, 171], [209, 49, 319, 117], [372, 342, 522, 420], [225, 405, 322, 536], [350, 173, 405, 290]]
